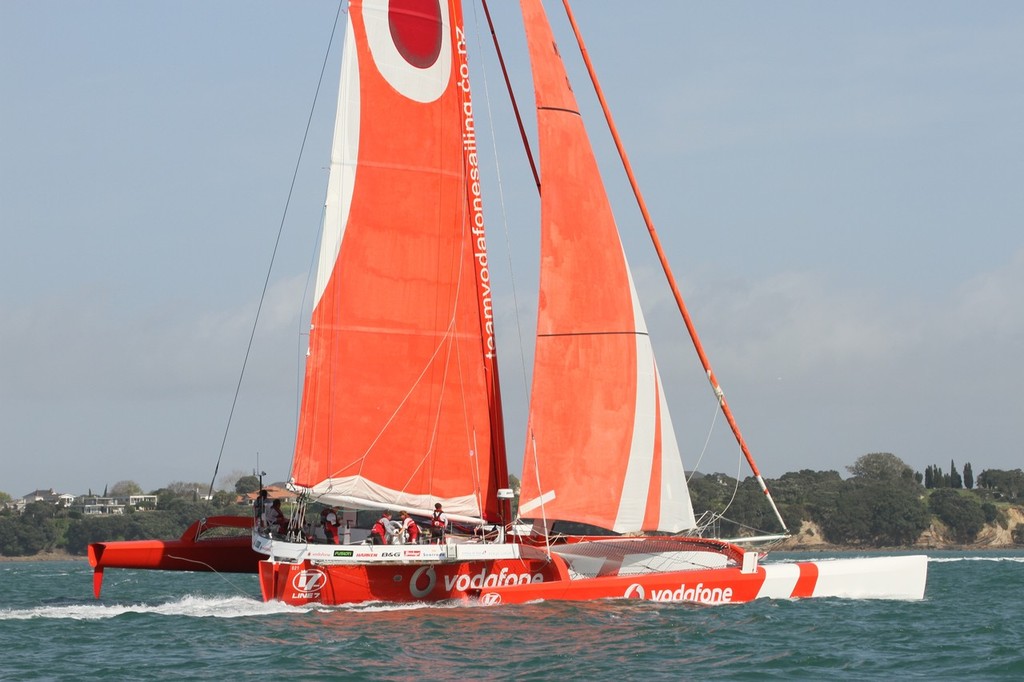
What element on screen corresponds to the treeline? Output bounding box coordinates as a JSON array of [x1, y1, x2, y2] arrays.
[[0, 484, 247, 558], [2, 457, 1023, 558], [689, 453, 1024, 547]]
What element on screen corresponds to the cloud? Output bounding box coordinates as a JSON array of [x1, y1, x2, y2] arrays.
[[948, 249, 1024, 341], [630, 248, 1023, 476], [0, 274, 307, 402]]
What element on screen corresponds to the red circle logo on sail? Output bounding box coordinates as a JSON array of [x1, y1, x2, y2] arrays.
[[362, 0, 451, 103], [389, 0, 443, 68]]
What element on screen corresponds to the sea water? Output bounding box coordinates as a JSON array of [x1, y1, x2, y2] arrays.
[[1, 552, 1021, 681]]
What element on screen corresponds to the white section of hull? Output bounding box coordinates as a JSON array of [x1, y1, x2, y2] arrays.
[[811, 555, 928, 600]]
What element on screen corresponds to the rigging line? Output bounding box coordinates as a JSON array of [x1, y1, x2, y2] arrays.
[[326, 313, 462, 482], [480, 0, 540, 190], [430, 198, 477, 501], [685, 400, 721, 485], [291, 202, 327, 477], [559, 0, 787, 533], [164, 555, 258, 598], [207, 0, 346, 499], [402, 322, 459, 498], [528, 429, 553, 561], [717, 445, 747, 521]]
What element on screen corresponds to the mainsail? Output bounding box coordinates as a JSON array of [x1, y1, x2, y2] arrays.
[[517, 0, 696, 533], [291, 0, 506, 522]]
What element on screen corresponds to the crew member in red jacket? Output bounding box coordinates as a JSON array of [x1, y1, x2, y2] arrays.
[[400, 510, 419, 544], [370, 510, 393, 545]]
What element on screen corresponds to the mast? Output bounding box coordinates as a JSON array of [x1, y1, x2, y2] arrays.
[[454, 2, 510, 523], [559, 0, 788, 533]]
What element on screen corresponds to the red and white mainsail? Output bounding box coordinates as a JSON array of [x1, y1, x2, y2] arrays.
[[290, 0, 507, 522], [517, 0, 696, 533]]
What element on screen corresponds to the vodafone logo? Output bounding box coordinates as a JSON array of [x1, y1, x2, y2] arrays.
[[621, 581, 734, 604], [410, 566, 437, 598], [623, 584, 646, 599]]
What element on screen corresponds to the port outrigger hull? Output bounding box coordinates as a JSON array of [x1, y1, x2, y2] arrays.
[[88, 516, 260, 598]]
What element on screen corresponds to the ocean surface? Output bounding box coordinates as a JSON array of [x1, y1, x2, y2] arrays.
[[1, 551, 1021, 681]]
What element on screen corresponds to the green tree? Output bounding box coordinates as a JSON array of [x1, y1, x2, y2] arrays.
[[0, 502, 61, 555], [109, 480, 142, 497], [950, 460, 963, 489], [847, 453, 917, 487], [235, 475, 262, 495], [977, 469, 1024, 500], [817, 479, 929, 547], [963, 462, 974, 490], [166, 481, 208, 498], [929, 489, 985, 543], [770, 469, 842, 533], [688, 472, 745, 534]]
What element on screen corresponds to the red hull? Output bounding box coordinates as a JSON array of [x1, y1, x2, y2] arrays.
[[88, 515, 261, 597], [258, 556, 571, 605], [254, 539, 928, 606]]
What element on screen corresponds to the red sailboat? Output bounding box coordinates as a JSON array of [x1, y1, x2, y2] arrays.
[[91, 0, 928, 606]]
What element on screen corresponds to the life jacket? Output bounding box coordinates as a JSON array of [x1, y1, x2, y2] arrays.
[[371, 519, 389, 542], [431, 510, 445, 529], [404, 517, 419, 541]]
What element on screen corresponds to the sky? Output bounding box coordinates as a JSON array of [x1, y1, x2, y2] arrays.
[[1, 1, 1022, 498]]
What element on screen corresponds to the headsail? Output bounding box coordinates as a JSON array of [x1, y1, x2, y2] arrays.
[[517, 0, 696, 533], [291, 0, 506, 522]]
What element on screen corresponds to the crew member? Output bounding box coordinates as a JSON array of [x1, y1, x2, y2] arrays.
[[266, 499, 287, 535], [430, 503, 448, 544], [400, 510, 419, 544], [323, 506, 340, 544], [370, 510, 393, 545]]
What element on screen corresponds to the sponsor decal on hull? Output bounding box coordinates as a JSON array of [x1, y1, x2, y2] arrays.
[[624, 581, 734, 604], [291, 569, 327, 600], [408, 566, 544, 599], [443, 568, 544, 594]]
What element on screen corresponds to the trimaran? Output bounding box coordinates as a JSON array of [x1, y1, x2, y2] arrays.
[[89, 0, 928, 606]]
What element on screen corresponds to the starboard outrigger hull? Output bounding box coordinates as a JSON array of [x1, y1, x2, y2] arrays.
[[476, 554, 929, 606]]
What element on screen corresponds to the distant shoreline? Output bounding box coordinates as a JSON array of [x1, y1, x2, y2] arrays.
[[0, 551, 82, 563]]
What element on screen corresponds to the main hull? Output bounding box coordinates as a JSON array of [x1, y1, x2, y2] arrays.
[[258, 556, 565, 605], [255, 535, 928, 607]]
